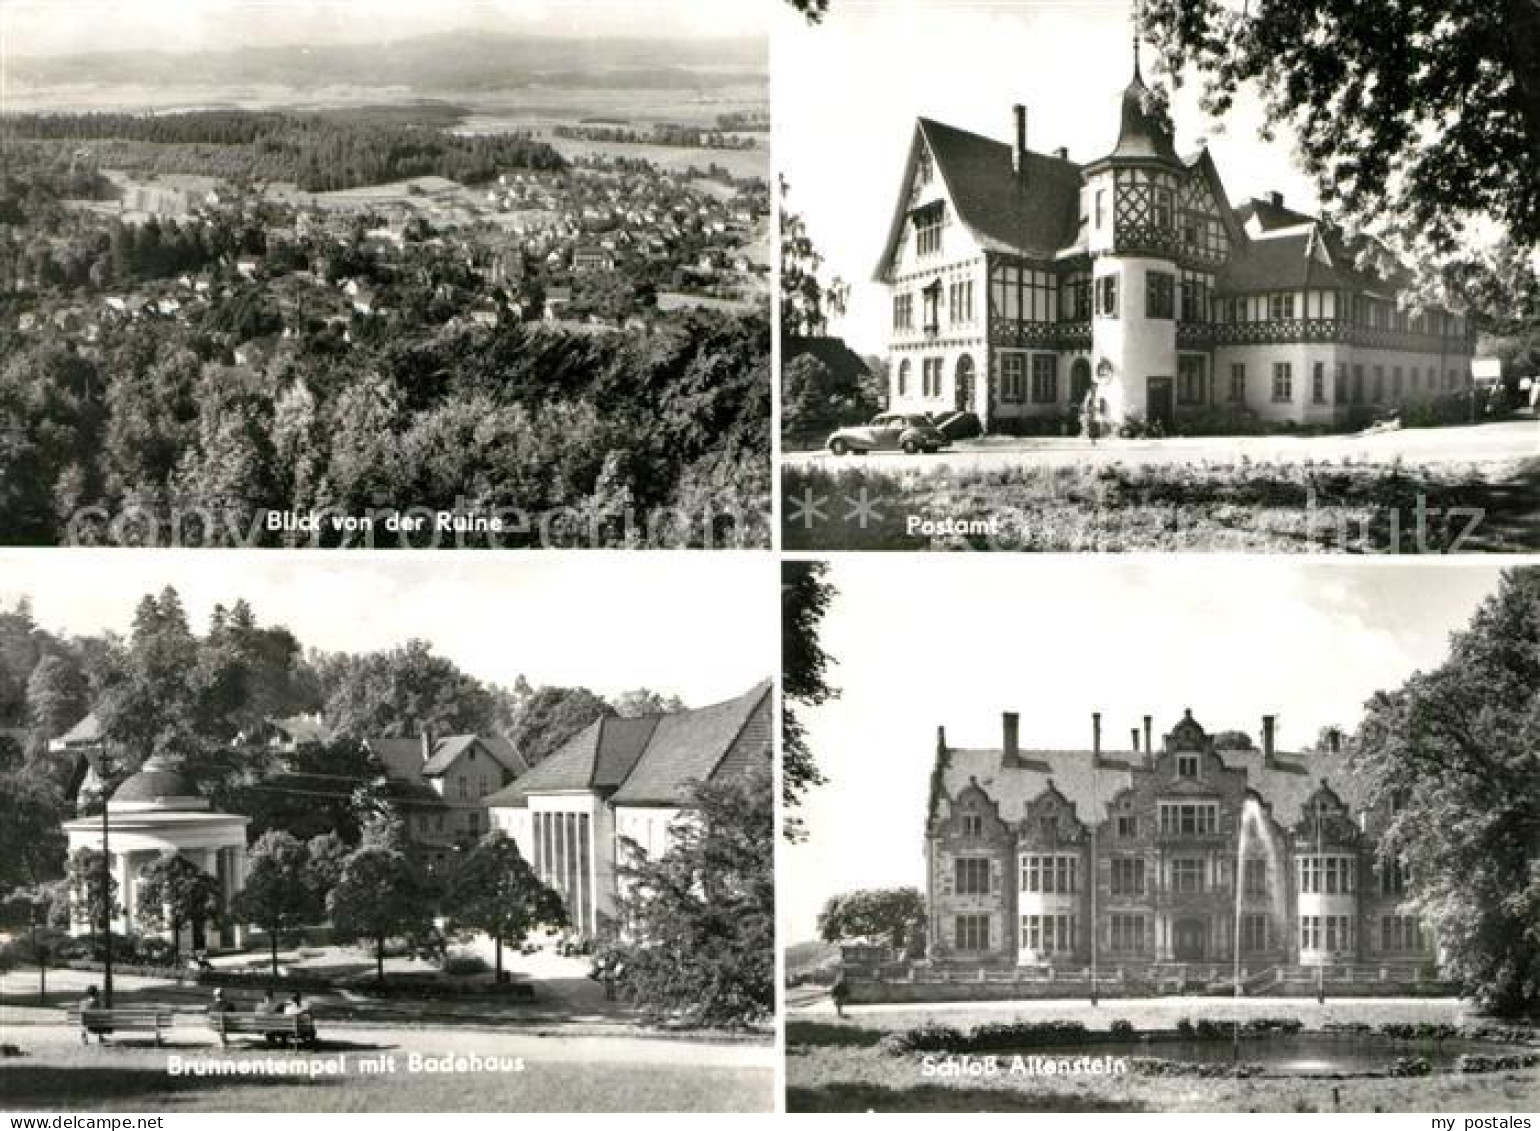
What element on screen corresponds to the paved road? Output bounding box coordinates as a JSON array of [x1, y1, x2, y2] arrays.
[[784, 419, 1538, 474]]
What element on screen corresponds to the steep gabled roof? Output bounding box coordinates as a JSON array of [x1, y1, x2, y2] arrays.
[[612, 681, 771, 806], [422, 734, 530, 779], [875, 119, 1083, 276]]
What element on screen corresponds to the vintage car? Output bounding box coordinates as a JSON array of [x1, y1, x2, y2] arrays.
[[826, 412, 950, 455]]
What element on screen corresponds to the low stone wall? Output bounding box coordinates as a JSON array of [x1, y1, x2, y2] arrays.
[[847, 978, 1155, 1004]]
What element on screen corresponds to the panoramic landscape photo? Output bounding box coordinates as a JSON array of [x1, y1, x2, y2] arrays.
[[777, 0, 1539, 552], [0, 0, 771, 548], [782, 556, 1540, 1111], [0, 552, 775, 1111]]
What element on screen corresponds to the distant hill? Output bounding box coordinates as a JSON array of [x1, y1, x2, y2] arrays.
[[7, 31, 766, 93]]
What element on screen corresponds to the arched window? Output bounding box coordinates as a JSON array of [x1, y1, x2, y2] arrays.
[[954, 354, 975, 413], [1070, 357, 1093, 404]]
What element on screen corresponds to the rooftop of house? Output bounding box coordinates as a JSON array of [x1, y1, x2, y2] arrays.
[[485, 680, 772, 809]]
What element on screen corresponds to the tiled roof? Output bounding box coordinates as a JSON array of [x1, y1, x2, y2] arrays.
[[910, 118, 1083, 261], [1235, 196, 1318, 232], [612, 681, 771, 806], [486, 681, 772, 809], [1100, 71, 1181, 165], [421, 734, 530, 779], [939, 745, 1361, 831], [366, 737, 425, 782]]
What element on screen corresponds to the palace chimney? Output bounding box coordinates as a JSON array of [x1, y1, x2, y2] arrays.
[[1131, 728, 1141, 753], [1262, 715, 1277, 764], [1092, 711, 1102, 759], [1012, 104, 1028, 177], [1267, 190, 1284, 208], [1053, 146, 1068, 160], [1142, 715, 1153, 760], [1003, 712, 1020, 761], [936, 725, 948, 754]]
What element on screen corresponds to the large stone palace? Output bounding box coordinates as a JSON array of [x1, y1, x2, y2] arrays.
[[924, 709, 1435, 975], [877, 44, 1475, 432]]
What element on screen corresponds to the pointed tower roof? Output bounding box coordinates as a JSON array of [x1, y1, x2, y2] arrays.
[[1098, 39, 1181, 167]]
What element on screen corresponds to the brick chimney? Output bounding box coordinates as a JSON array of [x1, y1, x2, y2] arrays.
[[1142, 715, 1153, 759], [1012, 104, 1027, 177], [1053, 146, 1068, 160], [1267, 190, 1284, 208], [1262, 715, 1276, 763], [936, 725, 947, 754], [1131, 728, 1140, 753], [1092, 711, 1102, 759], [1003, 711, 1019, 760]]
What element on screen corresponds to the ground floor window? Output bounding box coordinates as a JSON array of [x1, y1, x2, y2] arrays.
[[956, 914, 991, 952], [1110, 856, 1145, 896], [1030, 354, 1058, 403], [1177, 354, 1207, 404], [1021, 913, 1077, 955], [1353, 364, 1365, 403], [1108, 913, 1147, 953], [922, 357, 944, 398], [1271, 361, 1293, 402], [896, 358, 910, 397], [1312, 361, 1327, 403], [1229, 363, 1245, 403], [1380, 915, 1425, 952], [1334, 362, 1348, 404], [1001, 352, 1027, 403], [1300, 914, 1355, 952], [1240, 913, 1270, 952]]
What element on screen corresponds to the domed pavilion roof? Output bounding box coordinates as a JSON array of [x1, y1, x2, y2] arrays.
[[108, 754, 210, 812]]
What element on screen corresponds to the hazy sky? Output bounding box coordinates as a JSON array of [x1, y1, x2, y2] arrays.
[[0, 551, 773, 706], [775, 0, 1322, 354], [781, 557, 1507, 942], [0, 0, 764, 57]]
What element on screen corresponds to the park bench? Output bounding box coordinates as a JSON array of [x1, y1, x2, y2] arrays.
[[66, 1005, 176, 1046], [208, 1012, 319, 1049]]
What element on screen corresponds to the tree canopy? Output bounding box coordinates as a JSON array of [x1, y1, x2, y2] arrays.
[[781, 561, 836, 840], [817, 887, 926, 951], [445, 830, 566, 980], [1348, 566, 1540, 1016]]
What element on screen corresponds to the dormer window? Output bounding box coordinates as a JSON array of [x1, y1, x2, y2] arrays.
[[961, 813, 984, 837], [1177, 753, 1199, 778]]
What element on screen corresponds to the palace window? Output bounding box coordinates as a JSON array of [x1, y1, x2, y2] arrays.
[[1178, 272, 1210, 322], [1020, 854, 1078, 894], [1177, 356, 1207, 405], [915, 148, 934, 187], [1373, 365, 1385, 401], [892, 293, 913, 331], [955, 914, 990, 951], [1001, 352, 1027, 403], [1268, 292, 1296, 320], [1392, 366, 1404, 398], [1244, 857, 1268, 896], [1298, 854, 1356, 894], [1380, 915, 1424, 952], [1110, 857, 1146, 896], [1095, 276, 1119, 318], [1240, 913, 1270, 952], [955, 856, 991, 894], [1229, 363, 1246, 403], [914, 202, 945, 257], [922, 357, 944, 398], [1380, 859, 1408, 897], [1109, 914, 1147, 953], [960, 813, 984, 837], [1160, 801, 1217, 835], [922, 283, 942, 334], [1312, 361, 1327, 404], [1116, 814, 1138, 838], [1171, 858, 1206, 893], [1095, 189, 1106, 230], [1334, 362, 1348, 404], [1152, 187, 1173, 229], [1176, 754, 1199, 779], [1146, 271, 1175, 319], [1030, 354, 1059, 403], [1271, 361, 1293, 402], [896, 359, 910, 397], [1020, 913, 1077, 954], [1352, 364, 1365, 404], [1062, 276, 1092, 321], [948, 279, 975, 324]]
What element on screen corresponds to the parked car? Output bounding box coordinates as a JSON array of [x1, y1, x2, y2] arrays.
[[826, 412, 950, 455]]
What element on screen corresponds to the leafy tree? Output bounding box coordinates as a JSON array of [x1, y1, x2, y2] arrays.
[[608, 766, 773, 1029], [1349, 567, 1540, 1016], [508, 686, 614, 767], [0, 768, 68, 894], [26, 652, 88, 742], [135, 851, 221, 963], [1140, 0, 1540, 254], [781, 561, 836, 840], [817, 888, 926, 950], [323, 640, 496, 739], [783, 0, 830, 24], [64, 847, 118, 945], [779, 176, 847, 341], [327, 843, 435, 982], [1211, 729, 1256, 751], [445, 831, 566, 981], [610, 688, 685, 718], [232, 830, 318, 979]]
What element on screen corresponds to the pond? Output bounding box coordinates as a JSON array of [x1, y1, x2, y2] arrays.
[[1022, 1033, 1526, 1076]]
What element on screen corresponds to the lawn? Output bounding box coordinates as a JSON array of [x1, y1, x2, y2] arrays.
[[781, 457, 1540, 552]]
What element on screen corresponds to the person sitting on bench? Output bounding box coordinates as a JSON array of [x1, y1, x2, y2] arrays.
[[76, 986, 107, 1043], [281, 991, 316, 1044]]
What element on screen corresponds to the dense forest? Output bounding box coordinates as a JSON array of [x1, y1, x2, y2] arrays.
[[2, 111, 564, 192]]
